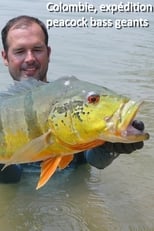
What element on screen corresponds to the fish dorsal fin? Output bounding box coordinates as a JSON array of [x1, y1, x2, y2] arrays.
[[0, 78, 47, 99], [36, 157, 62, 190]]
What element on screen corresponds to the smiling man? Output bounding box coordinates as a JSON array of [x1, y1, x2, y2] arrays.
[[1, 16, 51, 82]]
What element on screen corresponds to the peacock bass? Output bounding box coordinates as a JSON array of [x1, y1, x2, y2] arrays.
[[0, 76, 149, 189]]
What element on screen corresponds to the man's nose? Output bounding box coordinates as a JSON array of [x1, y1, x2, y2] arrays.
[[24, 51, 36, 63]]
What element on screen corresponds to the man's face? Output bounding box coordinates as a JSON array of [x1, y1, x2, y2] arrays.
[[2, 22, 51, 82]]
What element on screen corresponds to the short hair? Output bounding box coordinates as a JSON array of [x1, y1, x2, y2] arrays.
[[1, 15, 49, 52]]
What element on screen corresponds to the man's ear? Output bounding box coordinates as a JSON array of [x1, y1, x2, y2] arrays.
[[1, 50, 9, 66], [47, 46, 51, 62]]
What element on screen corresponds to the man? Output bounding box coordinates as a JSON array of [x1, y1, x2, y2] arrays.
[[0, 15, 144, 183]]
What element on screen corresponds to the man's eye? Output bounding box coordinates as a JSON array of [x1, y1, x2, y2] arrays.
[[34, 49, 41, 52], [14, 50, 24, 54], [33, 47, 44, 52]]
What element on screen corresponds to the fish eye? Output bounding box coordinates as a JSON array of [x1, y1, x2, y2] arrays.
[[87, 93, 100, 104]]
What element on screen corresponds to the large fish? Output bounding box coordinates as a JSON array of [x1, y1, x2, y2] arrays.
[[0, 76, 149, 189]]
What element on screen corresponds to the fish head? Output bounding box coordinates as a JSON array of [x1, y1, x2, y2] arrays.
[[48, 89, 149, 146]]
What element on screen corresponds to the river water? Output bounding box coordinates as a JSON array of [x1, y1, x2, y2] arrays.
[[0, 1, 154, 231]]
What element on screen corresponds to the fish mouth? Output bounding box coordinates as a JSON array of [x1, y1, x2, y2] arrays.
[[123, 124, 149, 141], [103, 100, 150, 143], [118, 101, 150, 143]]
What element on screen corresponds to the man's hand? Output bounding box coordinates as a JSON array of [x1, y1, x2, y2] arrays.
[[103, 120, 144, 154], [85, 120, 145, 169]]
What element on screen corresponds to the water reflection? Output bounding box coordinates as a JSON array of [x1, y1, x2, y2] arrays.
[[0, 167, 111, 231], [0, 161, 153, 231]]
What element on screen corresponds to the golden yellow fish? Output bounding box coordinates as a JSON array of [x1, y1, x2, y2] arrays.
[[0, 76, 149, 189]]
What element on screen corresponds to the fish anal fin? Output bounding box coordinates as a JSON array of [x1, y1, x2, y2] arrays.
[[36, 156, 62, 190], [58, 154, 74, 169]]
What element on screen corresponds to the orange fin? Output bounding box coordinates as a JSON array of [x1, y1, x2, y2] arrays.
[[36, 156, 62, 190], [58, 155, 74, 169], [36, 155, 74, 190]]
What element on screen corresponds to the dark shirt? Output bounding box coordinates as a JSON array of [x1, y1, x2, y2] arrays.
[[0, 164, 22, 183]]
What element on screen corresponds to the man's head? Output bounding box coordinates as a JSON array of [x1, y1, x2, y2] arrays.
[[1, 15, 51, 82]]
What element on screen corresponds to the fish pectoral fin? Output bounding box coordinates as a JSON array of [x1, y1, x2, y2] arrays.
[[36, 156, 62, 190], [58, 155, 74, 169], [3, 129, 53, 168]]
